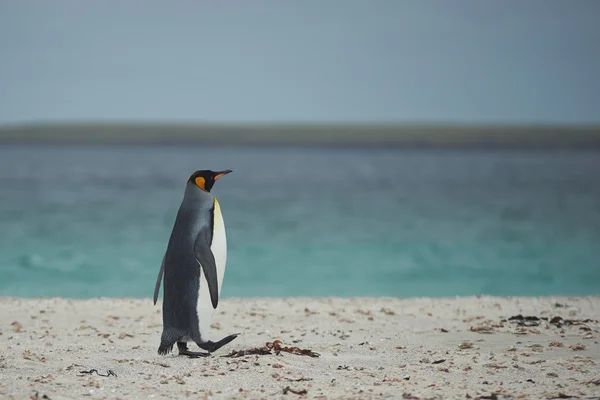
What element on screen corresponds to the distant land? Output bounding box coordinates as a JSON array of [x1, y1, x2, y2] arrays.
[[1, 122, 600, 149]]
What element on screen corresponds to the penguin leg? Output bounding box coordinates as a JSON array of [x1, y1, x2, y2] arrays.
[[177, 342, 210, 358], [196, 333, 239, 353]]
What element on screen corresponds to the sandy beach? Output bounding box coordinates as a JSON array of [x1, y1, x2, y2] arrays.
[[0, 296, 598, 399]]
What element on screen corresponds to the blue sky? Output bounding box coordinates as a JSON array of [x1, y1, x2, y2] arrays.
[[1, 1, 599, 124]]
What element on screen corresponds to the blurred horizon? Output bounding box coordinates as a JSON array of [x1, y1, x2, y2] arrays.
[[4, 119, 600, 128], [2, 120, 600, 148]]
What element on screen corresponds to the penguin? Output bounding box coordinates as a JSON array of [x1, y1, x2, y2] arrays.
[[153, 169, 238, 357]]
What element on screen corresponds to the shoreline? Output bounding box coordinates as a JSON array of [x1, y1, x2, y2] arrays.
[[1, 296, 599, 399]]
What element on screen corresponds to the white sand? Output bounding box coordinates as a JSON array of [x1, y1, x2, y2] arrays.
[[0, 296, 599, 399]]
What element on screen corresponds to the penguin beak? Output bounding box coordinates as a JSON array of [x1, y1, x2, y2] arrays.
[[214, 170, 232, 181]]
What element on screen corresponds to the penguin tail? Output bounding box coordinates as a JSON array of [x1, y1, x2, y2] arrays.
[[157, 329, 184, 355], [158, 341, 174, 356]]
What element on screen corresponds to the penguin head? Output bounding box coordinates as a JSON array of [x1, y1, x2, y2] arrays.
[[188, 170, 232, 193]]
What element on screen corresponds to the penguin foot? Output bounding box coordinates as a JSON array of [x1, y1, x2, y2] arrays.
[[177, 342, 210, 358], [197, 333, 240, 353]]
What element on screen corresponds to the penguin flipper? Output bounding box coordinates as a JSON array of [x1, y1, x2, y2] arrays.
[[194, 231, 219, 309], [153, 255, 165, 305]]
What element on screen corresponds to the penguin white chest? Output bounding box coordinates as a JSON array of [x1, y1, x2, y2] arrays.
[[196, 198, 227, 341], [210, 199, 227, 290]]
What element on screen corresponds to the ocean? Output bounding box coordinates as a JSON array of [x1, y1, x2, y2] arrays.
[[1, 145, 599, 299]]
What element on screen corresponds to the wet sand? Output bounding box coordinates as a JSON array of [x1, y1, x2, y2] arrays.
[[1, 296, 599, 399]]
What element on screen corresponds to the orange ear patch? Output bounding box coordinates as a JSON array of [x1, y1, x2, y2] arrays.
[[195, 176, 207, 191]]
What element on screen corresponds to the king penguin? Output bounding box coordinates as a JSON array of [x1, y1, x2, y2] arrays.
[[153, 169, 238, 357]]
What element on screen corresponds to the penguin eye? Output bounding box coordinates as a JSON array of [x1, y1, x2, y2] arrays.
[[194, 176, 207, 191]]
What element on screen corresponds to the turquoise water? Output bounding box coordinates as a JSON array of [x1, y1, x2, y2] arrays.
[[1, 145, 599, 298]]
